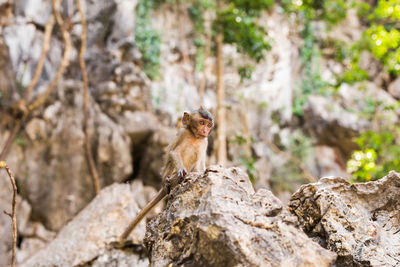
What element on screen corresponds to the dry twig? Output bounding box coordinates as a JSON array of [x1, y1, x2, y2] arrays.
[[76, 0, 101, 194], [260, 135, 317, 183], [0, 161, 17, 267]]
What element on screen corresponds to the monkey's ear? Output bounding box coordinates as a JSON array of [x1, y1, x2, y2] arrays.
[[182, 112, 190, 125]]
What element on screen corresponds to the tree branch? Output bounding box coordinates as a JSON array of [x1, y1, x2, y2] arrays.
[[28, 0, 72, 112], [76, 0, 101, 194], [0, 15, 55, 161], [23, 15, 55, 102], [0, 161, 17, 267], [0, 0, 71, 161]]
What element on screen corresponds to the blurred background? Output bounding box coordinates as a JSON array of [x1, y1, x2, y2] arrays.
[[0, 0, 399, 264]]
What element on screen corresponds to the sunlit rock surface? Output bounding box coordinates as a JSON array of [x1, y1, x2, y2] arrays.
[[22, 181, 157, 267], [290, 171, 400, 266], [145, 166, 336, 267]]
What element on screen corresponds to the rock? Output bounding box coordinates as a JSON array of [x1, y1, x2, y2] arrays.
[[144, 166, 337, 266], [106, 0, 138, 50], [93, 62, 152, 120], [0, 32, 17, 109], [17, 238, 47, 265], [303, 95, 370, 158], [22, 181, 156, 266], [388, 76, 400, 100], [14, 0, 52, 26], [17, 220, 56, 265], [338, 82, 398, 112], [315, 146, 349, 179], [289, 171, 400, 266], [135, 126, 176, 188], [3, 80, 132, 231], [253, 157, 272, 189], [0, 198, 12, 266], [227, 9, 299, 127], [0, 166, 34, 266], [119, 111, 159, 145], [3, 17, 63, 89], [327, 9, 363, 43], [91, 248, 148, 267]]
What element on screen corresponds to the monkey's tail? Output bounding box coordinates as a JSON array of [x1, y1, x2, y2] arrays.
[[120, 189, 166, 241]]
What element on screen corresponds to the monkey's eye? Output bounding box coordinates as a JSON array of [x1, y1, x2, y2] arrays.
[[199, 121, 204, 125], [208, 123, 212, 128]]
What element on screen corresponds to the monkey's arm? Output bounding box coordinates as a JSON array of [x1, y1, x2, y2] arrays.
[[194, 140, 207, 172], [194, 152, 206, 172], [120, 188, 167, 241]]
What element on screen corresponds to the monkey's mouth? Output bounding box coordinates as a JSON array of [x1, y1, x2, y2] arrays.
[[197, 133, 207, 138]]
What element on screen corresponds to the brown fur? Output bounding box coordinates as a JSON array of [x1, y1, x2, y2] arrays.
[[120, 109, 214, 241]]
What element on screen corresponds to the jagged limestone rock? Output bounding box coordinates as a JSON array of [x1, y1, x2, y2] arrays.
[[4, 80, 132, 231], [21, 181, 156, 267], [289, 171, 400, 266], [144, 166, 336, 267]]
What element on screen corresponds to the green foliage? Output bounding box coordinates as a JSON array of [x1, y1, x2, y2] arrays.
[[349, 0, 400, 76], [134, 0, 162, 79], [230, 0, 273, 16], [284, 0, 400, 84], [339, 62, 369, 85], [281, 0, 349, 25], [347, 149, 378, 182], [293, 22, 328, 116], [373, 0, 400, 20], [363, 25, 400, 75], [215, 7, 271, 62], [187, 0, 272, 77], [238, 65, 255, 81], [347, 130, 400, 182]]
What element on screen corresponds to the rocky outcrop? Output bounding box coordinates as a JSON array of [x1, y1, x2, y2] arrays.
[[21, 180, 157, 267], [144, 166, 337, 267], [289, 171, 400, 266], [3, 80, 133, 231], [303, 95, 370, 158]]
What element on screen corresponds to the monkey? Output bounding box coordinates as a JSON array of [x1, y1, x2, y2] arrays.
[[120, 107, 214, 241]]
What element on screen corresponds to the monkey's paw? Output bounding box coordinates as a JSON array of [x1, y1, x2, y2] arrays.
[[177, 168, 187, 180]]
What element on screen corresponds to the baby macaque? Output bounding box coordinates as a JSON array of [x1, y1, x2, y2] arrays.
[[120, 108, 214, 241]]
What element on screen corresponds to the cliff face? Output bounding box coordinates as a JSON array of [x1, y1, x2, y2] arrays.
[[0, 0, 399, 266]]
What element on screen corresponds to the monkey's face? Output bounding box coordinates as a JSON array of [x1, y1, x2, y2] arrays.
[[193, 116, 214, 139]]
